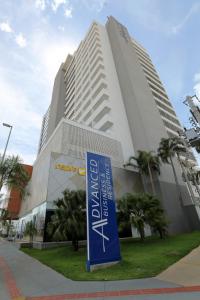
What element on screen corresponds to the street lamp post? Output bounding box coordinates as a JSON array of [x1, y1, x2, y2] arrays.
[[0, 123, 13, 191], [1, 123, 13, 164]]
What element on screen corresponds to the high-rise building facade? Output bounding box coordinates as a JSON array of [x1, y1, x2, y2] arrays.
[[39, 19, 135, 161], [19, 16, 200, 242], [38, 106, 50, 154], [131, 37, 182, 138], [39, 17, 195, 163]]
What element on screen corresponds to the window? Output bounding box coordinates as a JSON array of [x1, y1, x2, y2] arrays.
[[155, 99, 176, 116], [92, 82, 107, 99]]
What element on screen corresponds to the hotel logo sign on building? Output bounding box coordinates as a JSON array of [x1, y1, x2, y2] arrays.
[[55, 164, 86, 176]]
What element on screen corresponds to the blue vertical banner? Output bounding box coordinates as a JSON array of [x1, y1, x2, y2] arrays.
[[86, 152, 121, 271]]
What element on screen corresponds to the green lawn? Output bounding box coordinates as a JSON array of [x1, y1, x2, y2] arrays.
[[22, 231, 200, 281]]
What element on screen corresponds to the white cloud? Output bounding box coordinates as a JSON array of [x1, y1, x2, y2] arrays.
[[0, 22, 13, 33], [0, 1, 77, 165], [171, 3, 200, 34], [81, 0, 106, 12], [123, 1, 200, 36], [194, 73, 200, 83], [58, 26, 65, 31], [35, 0, 46, 10], [194, 73, 200, 99], [35, 0, 73, 16], [15, 33, 27, 48], [0, 76, 42, 130], [0, 148, 36, 166], [30, 30, 76, 87], [64, 7, 72, 18], [0, 35, 76, 165], [0, 75, 42, 164], [51, 0, 66, 11], [123, 0, 171, 34]]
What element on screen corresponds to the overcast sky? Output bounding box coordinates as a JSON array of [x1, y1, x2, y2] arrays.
[[0, 0, 200, 165]]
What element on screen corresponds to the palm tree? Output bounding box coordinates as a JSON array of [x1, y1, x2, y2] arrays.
[[118, 193, 146, 241], [0, 155, 30, 196], [0, 209, 12, 236], [181, 159, 200, 199], [24, 220, 37, 242], [118, 193, 167, 241], [158, 137, 186, 205], [47, 189, 86, 251], [188, 170, 200, 199], [144, 195, 168, 239], [193, 170, 200, 199], [124, 151, 160, 194]]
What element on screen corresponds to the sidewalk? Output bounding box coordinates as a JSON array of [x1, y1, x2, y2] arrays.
[[1, 238, 200, 300], [157, 245, 200, 286]]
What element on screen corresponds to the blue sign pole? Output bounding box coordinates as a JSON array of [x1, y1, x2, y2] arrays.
[[86, 152, 121, 271]]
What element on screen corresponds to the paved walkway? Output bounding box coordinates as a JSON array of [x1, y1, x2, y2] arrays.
[[1, 239, 200, 300], [157, 245, 200, 286]]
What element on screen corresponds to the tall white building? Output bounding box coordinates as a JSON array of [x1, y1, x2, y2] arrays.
[[131, 38, 182, 138], [39, 21, 134, 161], [39, 17, 194, 163], [20, 16, 200, 242], [38, 106, 50, 154]]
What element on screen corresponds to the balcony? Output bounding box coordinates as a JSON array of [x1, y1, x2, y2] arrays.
[[93, 113, 113, 132]]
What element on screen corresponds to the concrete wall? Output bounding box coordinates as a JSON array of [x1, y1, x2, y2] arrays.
[[97, 23, 135, 161], [61, 119, 124, 167], [46, 63, 68, 141], [19, 125, 64, 217], [106, 16, 199, 233], [45, 151, 199, 235], [46, 152, 143, 209], [106, 16, 169, 152], [20, 119, 125, 216]]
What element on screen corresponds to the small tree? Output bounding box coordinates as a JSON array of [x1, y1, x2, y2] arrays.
[[144, 194, 168, 239], [190, 169, 200, 197], [181, 159, 200, 199], [0, 155, 30, 196], [24, 220, 37, 242], [149, 216, 168, 239], [0, 209, 12, 236], [47, 189, 86, 251], [118, 193, 167, 241], [158, 137, 186, 205], [124, 151, 160, 195], [118, 193, 146, 241]]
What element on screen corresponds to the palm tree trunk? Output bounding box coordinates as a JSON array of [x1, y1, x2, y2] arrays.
[[190, 177, 200, 204], [184, 173, 195, 203], [6, 222, 9, 237], [138, 224, 145, 242], [158, 229, 163, 239], [176, 154, 195, 204], [169, 156, 183, 206], [6, 220, 11, 236], [147, 163, 156, 194], [194, 179, 200, 199], [0, 175, 4, 192], [72, 239, 79, 251], [30, 235, 33, 243], [157, 226, 164, 239]]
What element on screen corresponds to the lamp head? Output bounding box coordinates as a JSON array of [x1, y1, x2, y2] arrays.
[[3, 123, 12, 128]]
